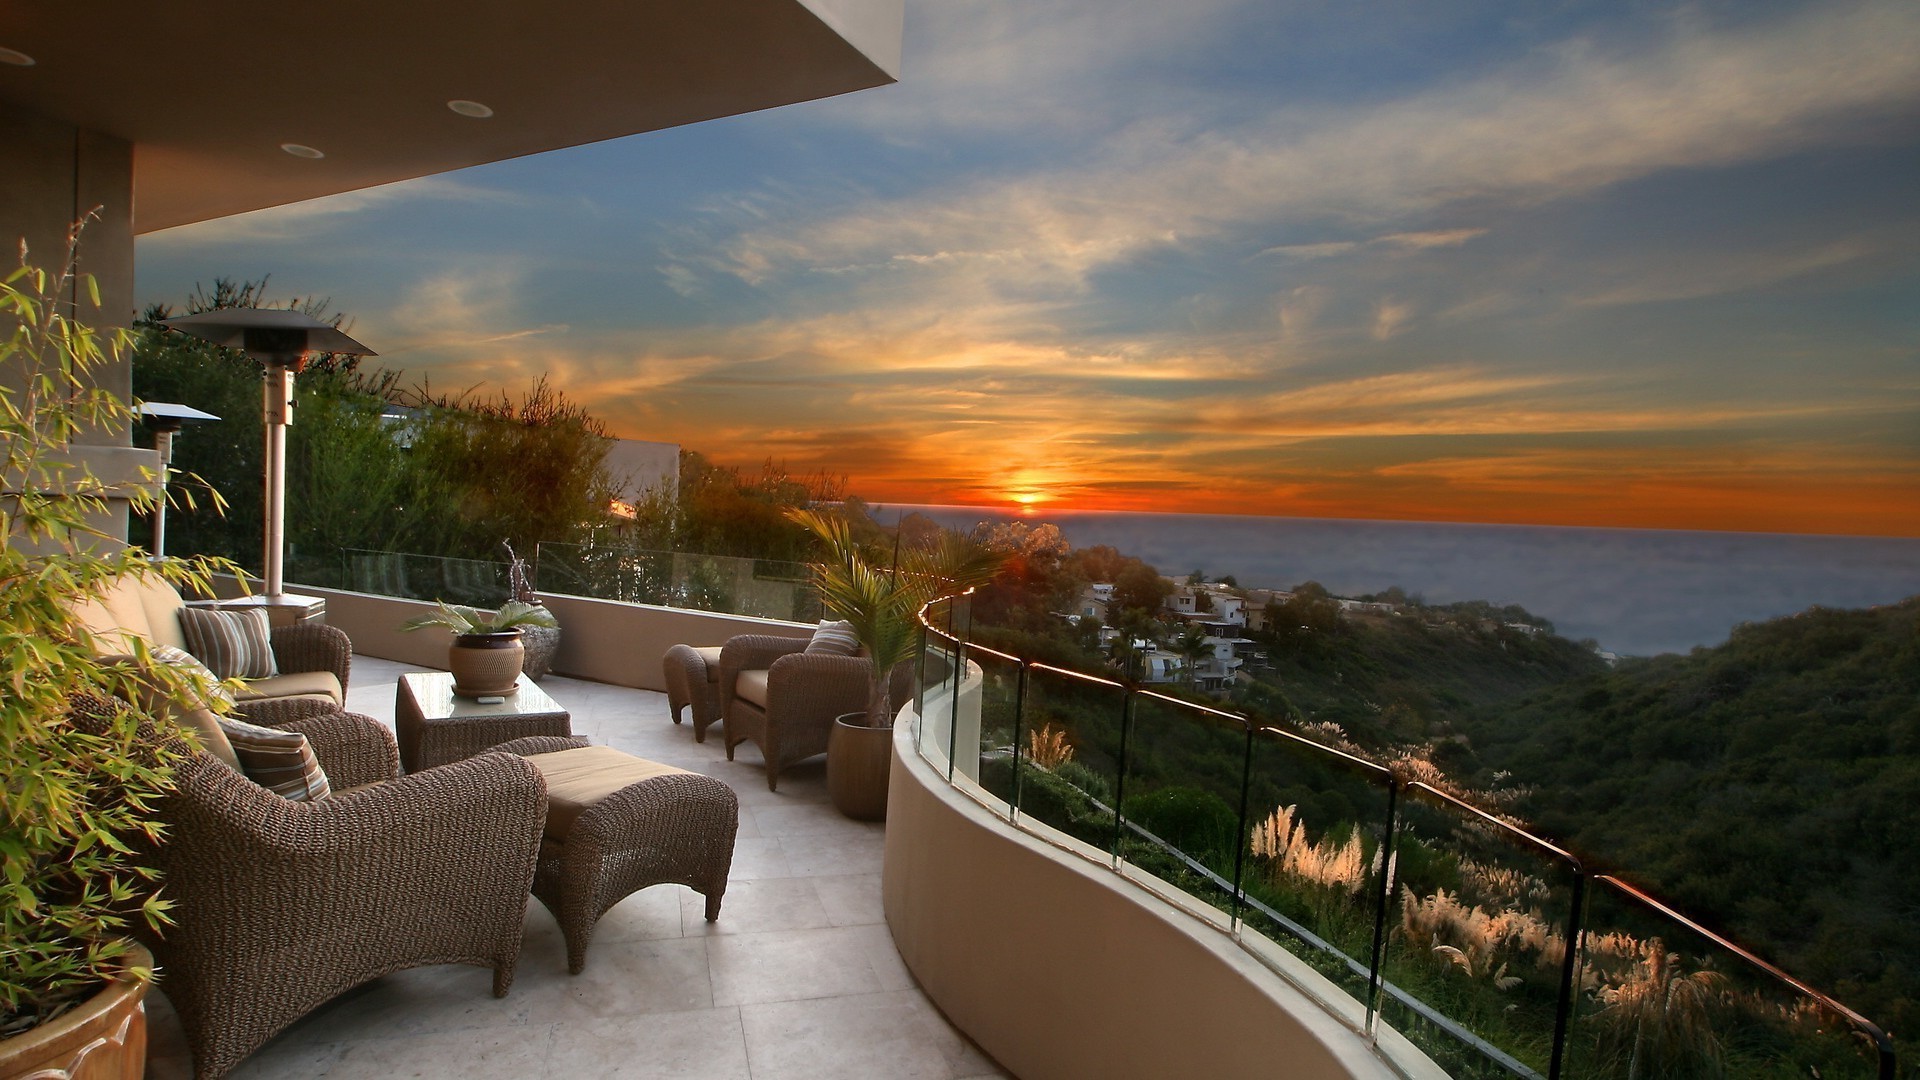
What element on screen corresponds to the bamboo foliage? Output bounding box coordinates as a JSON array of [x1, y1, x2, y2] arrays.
[[2, 230, 244, 1033]]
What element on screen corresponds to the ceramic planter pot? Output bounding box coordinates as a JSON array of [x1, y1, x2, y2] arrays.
[[448, 630, 524, 696], [827, 713, 892, 821], [0, 942, 151, 1080]]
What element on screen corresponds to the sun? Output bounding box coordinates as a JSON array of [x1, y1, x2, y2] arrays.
[[1007, 490, 1052, 515]]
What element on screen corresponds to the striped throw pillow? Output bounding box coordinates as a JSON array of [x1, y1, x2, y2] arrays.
[[178, 606, 279, 680], [215, 717, 331, 801], [804, 619, 860, 656], [152, 644, 237, 709]]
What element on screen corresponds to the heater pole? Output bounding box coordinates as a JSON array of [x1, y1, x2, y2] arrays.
[[263, 361, 294, 597], [151, 427, 175, 560]]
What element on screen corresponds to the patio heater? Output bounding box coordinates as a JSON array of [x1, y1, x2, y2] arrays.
[[135, 401, 219, 560], [159, 310, 376, 603]]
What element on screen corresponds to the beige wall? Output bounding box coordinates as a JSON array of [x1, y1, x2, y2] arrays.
[[2, 104, 144, 543], [882, 716, 1418, 1080], [0, 104, 136, 411]]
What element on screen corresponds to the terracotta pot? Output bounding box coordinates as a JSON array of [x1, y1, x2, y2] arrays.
[[448, 630, 523, 696], [0, 942, 151, 1080], [828, 713, 892, 822]]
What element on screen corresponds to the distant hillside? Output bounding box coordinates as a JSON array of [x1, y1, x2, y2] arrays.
[[1458, 597, 1920, 1044], [1231, 596, 1609, 762]]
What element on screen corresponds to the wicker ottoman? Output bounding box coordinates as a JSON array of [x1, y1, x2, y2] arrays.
[[494, 736, 737, 974], [663, 644, 724, 743]]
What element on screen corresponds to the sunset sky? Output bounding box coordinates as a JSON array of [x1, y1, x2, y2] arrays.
[[136, 0, 1920, 537]]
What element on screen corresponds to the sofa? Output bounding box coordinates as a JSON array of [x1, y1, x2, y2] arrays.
[[71, 574, 351, 725]]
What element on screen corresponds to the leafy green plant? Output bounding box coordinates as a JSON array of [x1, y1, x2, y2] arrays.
[[397, 599, 558, 637], [788, 508, 1006, 726], [1, 234, 241, 1035]]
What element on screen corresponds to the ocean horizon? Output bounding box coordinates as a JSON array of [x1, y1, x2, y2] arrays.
[[873, 504, 1920, 657]]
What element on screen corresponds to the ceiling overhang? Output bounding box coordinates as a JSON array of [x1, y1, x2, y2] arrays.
[[0, 0, 901, 233]]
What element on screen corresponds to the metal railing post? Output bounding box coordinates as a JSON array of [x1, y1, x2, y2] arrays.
[[1109, 690, 1136, 866], [1365, 780, 1400, 1034], [1010, 661, 1030, 824], [1548, 872, 1587, 1079], [1229, 724, 1255, 931]]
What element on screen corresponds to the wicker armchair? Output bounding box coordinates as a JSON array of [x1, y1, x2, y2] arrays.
[[141, 709, 547, 1080], [718, 634, 871, 791]]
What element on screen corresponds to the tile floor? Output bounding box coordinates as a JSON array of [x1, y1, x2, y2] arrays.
[[145, 656, 1010, 1080]]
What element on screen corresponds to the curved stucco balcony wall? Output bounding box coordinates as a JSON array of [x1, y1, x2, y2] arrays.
[[883, 660, 1436, 1080]]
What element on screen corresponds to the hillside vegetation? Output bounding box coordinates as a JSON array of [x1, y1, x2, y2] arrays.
[[1458, 597, 1920, 1047], [1232, 596, 1607, 763]]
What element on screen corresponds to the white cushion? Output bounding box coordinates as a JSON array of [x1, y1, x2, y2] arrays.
[[804, 619, 859, 656]]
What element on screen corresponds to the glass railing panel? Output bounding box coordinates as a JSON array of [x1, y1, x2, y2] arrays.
[[335, 548, 510, 606], [916, 600, 962, 773], [286, 549, 345, 590], [1378, 782, 1582, 1080], [1564, 877, 1893, 1080], [969, 645, 1025, 809], [1238, 725, 1396, 1010], [1014, 664, 1128, 853], [1115, 692, 1250, 924], [533, 541, 816, 620]]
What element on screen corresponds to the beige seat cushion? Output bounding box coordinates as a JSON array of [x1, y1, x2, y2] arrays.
[[235, 670, 343, 706], [71, 575, 191, 653], [176, 707, 242, 769], [694, 646, 724, 682], [735, 669, 770, 710], [525, 746, 694, 841], [136, 578, 192, 652]]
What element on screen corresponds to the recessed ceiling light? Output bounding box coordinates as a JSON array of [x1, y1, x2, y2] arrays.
[[280, 143, 325, 159], [0, 47, 35, 67], [447, 99, 493, 119]]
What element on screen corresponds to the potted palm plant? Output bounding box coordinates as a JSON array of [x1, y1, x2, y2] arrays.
[[1, 243, 239, 1078], [398, 599, 559, 696], [786, 509, 1005, 819]]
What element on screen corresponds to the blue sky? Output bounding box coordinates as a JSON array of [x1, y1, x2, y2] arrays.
[[136, 0, 1920, 535]]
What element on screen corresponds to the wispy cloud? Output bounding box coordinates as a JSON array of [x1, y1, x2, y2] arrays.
[[703, 0, 1920, 301], [1376, 229, 1488, 251], [1572, 235, 1888, 307]]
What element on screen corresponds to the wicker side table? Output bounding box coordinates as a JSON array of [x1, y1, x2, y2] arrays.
[[396, 671, 572, 773]]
